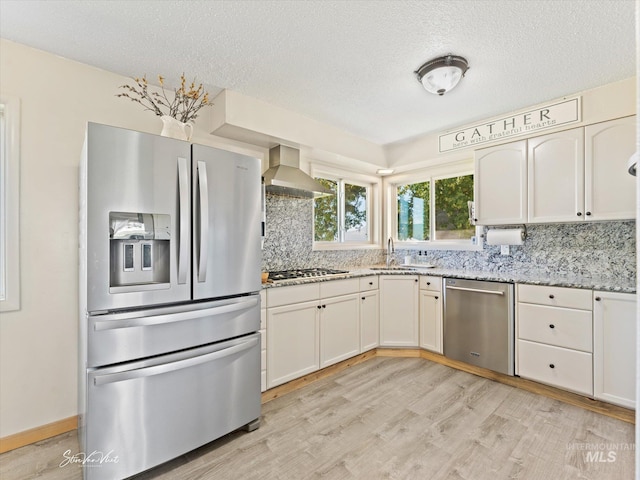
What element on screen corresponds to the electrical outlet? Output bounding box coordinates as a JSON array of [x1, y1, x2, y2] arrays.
[[500, 245, 510, 255]]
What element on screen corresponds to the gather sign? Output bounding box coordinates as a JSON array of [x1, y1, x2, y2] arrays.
[[438, 97, 581, 153]]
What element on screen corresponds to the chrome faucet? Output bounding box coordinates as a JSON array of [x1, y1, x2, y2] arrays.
[[386, 237, 395, 267]]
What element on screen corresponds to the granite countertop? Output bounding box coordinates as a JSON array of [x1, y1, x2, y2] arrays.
[[262, 265, 636, 294]]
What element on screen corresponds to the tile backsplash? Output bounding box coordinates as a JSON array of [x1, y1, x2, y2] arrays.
[[262, 194, 636, 280]]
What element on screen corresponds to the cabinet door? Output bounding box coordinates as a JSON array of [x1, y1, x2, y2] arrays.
[[419, 290, 442, 353], [320, 294, 360, 368], [593, 291, 636, 408], [474, 140, 527, 225], [379, 276, 419, 347], [585, 116, 636, 221], [528, 128, 584, 223], [360, 290, 379, 352], [266, 300, 319, 389]]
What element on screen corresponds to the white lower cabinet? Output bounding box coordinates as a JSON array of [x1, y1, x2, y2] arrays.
[[379, 275, 419, 347], [516, 284, 593, 396], [266, 300, 319, 389], [265, 278, 366, 389], [593, 291, 637, 409], [419, 276, 442, 354], [320, 293, 360, 368], [360, 290, 379, 352]]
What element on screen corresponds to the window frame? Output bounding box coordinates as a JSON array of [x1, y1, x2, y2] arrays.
[[311, 163, 382, 250], [0, 95, 21, 312], [385, 159, 482, 251]]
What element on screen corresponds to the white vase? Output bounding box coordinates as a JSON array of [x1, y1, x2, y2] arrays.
[[160, 115, 193, 141]]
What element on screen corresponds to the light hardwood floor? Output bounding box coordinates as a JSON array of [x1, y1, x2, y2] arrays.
[[1, 357, 634, 479]]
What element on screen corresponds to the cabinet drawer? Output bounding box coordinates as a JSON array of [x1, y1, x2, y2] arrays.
[[320, 278, 360, 298], [518, 303, 592, 352], [517, 339, 593, 396], [267, 283, 320, 308], [518, 284, 592, 310], [359, 276, 379, 291], [419, 276, 441, 292]]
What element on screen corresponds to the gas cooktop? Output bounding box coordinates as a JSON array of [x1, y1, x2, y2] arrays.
[[267, 268, 349, 282]]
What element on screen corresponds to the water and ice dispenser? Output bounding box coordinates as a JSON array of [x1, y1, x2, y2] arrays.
[[109, 212, 171, 289]]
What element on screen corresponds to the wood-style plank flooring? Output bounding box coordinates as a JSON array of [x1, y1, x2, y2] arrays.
[[1, 357, 634, 479]]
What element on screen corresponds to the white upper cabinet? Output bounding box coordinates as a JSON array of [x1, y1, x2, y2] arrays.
[[584, 116, 636, 221], [527, 128, 584, 223], [474, 140, 527, 225], [474, 116, 636, 225]]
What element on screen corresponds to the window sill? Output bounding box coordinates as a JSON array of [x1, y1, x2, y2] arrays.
[[312, 242, 381, 251], [395, 240, 483, 252]]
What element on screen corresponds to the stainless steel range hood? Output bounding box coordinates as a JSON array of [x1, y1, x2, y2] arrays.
[[263, 145, 333, 198]]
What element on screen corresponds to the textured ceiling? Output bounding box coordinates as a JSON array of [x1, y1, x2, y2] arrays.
[[0, 0, 636, 145]]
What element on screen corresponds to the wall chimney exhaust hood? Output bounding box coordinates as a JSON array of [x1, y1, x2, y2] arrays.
[[263, 145, 333, 198]]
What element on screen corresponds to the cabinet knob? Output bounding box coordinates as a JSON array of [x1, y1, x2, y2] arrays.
[[322, 304, 326, 309], [549, 324, 555, 329], [586, 211, 591, 216], [474, 218, 478, 222], [427, 282, 431, 286], [435, 296, 439, 300], [369, 281, 373, 286], [317, 305, 322, 309], [415, 279, 418, 282], [576, 212, 582, 217], [549, 364, 555, 369], [595, 296, 601, 301], [549, 294, 555, 299], [361, 297, 365, 301]]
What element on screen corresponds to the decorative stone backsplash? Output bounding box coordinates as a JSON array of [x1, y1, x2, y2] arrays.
[[262, 194, 636, 280]]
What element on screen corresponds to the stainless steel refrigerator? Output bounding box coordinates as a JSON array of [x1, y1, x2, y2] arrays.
[[78, 123, 262, 480]]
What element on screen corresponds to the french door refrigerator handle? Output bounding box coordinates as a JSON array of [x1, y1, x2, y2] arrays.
[[177, 157, 189, 284], [93, 337, 259, 386], [446, 285, 505, 295], [197, 160, 209, 282], [93, 296, 259, 331]]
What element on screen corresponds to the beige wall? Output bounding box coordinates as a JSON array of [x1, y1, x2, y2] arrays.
[[0, 39, 266, 438]]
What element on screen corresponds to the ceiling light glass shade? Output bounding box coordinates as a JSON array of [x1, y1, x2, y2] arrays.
[[415, 55, 469, 96]]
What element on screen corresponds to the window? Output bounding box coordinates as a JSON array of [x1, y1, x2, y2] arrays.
[[311, 164, 381, 249], [0, 96, 20, 312], [390, 163, 479, 250], [434, 174, 475, 240], [397, 181, 430, 241], [314, 178, 369, 242]]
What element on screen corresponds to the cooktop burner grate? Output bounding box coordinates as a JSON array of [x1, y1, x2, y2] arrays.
[[268, 268, 349, 281]]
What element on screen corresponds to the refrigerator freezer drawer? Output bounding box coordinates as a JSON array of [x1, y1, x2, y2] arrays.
[[83, 333, 261, 480], [88, 294, 260, 367]]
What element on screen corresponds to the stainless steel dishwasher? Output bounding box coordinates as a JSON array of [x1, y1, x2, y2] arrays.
[[443, 278, 514, 375]]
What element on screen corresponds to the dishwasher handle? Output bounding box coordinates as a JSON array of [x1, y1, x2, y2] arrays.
[[446, 285, 505, 296]]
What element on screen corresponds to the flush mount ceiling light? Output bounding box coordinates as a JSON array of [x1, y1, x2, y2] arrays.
[[415, 54, 469, 96]]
